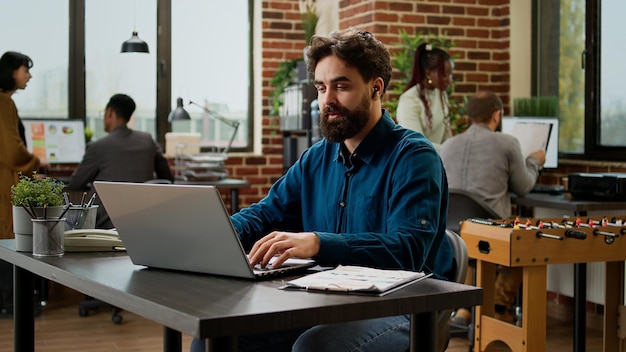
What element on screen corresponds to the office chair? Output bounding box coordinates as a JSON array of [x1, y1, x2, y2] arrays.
[[447, 188, 503, 350], [447, 188, 502, 234], [437, 229, 469, 352]]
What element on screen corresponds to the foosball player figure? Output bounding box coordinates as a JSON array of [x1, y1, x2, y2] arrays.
[[513, 217, 521, 229]]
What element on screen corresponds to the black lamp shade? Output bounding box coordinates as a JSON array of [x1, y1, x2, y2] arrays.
[[168, 97, 191, 121], [121, 31, 150, 53]]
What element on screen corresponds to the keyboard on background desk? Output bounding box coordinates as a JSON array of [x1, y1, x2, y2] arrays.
[[531, 184, 566, 195]]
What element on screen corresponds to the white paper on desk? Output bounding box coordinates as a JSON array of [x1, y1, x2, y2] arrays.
[[282, 265, 431, 295], [504, 121, 552, 159]]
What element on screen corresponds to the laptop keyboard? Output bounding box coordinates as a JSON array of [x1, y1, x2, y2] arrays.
[[252, 258, 315, 277]]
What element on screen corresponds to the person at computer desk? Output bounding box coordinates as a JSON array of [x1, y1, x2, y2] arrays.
[[190, 28, 453, 352], [439, 90, 545, 325], [68, 94, 173, 229]]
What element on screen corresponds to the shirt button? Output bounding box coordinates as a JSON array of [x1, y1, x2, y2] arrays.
[[339, 202, 346, 207], [420, 220, 427, 225], [346, 172, 351, 176]]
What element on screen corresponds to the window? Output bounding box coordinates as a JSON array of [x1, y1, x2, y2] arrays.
[[1, 0, 253, 151], [171, 0, 251, 151], [0, 0, 69, 119], [598, 1, 626, 148], [536, 0, 626, 161], [85, 0, 157, 141]]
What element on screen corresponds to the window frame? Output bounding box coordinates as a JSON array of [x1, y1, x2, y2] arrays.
[[583, 0, 624, 160], [537, 0, 625, 161]]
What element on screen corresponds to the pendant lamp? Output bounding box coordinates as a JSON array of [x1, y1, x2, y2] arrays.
[[121, 31, 149, 53], [121, 0, 149, 53]]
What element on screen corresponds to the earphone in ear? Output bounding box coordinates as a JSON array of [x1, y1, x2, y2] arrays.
[[371, 87, 378, 99]]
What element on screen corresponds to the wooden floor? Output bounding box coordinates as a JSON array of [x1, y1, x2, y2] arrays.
[[0, 282, 605, 352]]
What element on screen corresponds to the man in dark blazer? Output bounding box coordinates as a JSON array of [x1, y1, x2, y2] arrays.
[[68, 94, 174, 228]]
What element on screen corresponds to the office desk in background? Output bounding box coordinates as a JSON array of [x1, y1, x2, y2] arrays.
[[511, 193, 626, 352], [512, 192, 626, 217], [175, 178, 250, 214], [61, 178, 250, 215], [0, 240, 482, 352]]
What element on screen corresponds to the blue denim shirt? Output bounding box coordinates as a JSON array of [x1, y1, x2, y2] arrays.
[[232, 110, 453, 279]]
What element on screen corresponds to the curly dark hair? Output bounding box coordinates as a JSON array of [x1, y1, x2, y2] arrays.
[[306, 28, 392, 97]]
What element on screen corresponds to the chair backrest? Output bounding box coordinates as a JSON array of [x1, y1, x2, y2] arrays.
[[444, 229, 468, 284], [447, 188, 502, 234], [436, 229, 470, 352]]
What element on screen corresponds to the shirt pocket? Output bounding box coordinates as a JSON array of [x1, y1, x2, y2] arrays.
[[354, 195, 386, 232]]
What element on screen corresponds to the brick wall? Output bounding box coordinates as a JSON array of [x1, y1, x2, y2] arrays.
[[226, 0, 513, 208]]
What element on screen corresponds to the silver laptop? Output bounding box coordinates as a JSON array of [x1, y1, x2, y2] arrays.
[[93, 181, 315, 279]]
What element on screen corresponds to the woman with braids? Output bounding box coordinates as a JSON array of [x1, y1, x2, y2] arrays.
[[396, 43, 454, 151]]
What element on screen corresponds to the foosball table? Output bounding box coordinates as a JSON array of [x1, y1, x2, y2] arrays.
[[460, 216, 626, 352]]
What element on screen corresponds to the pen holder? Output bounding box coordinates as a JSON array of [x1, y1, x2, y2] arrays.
[[13, 205, 64, 252], [64, 205, 99, 231], [32, 217, 66, 257]]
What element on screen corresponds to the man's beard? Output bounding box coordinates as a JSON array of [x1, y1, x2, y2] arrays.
[[320, 95, 370, 143]]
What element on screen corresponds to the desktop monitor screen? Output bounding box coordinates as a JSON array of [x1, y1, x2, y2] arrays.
[[501, 116, 559, 168], [21, 119, 86, 164]]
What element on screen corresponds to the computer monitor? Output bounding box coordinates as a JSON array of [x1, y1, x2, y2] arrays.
[[21, 118, 86, 164], [501, 116, 559, 168]]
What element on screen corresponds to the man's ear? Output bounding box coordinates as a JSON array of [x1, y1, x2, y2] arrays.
[[371, 78, 384, 99], [492, 109, 502, 131]]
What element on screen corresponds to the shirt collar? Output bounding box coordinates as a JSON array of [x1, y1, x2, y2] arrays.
[[333, 109, 394, 166]]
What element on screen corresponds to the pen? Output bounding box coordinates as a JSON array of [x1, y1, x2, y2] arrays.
[[50, 205, 71, 232], [86, 193, 97, 207], [80, 192, 87, 207]]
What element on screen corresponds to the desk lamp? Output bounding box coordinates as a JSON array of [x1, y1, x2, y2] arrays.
[[169, 98, 240, 155]]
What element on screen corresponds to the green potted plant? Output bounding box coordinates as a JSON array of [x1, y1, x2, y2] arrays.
[[10, 172, 65, 252]]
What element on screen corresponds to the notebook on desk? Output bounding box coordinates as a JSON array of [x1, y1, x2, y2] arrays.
[[92, 181, 315, 279]]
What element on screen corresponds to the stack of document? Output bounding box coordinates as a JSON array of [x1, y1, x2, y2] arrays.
[[282, 265, 431, 296]]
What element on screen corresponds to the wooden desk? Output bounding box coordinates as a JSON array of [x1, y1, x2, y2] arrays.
[[174, 178, 250, 214], [0, 240, 482, 352], [512, 193, 626, 352]]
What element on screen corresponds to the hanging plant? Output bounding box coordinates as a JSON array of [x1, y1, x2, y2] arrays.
[[269, 58, 301, 122], [268, 1, 319, 130]]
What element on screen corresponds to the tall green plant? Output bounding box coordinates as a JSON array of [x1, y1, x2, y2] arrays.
[[300, 0, 319, 45]]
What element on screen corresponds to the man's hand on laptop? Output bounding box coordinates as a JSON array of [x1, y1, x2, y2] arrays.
[[248, 231, 320, 269]]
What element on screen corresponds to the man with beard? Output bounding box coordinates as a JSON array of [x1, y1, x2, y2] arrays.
[[440, 90, 545, 326], [190, 28, 453, 352]]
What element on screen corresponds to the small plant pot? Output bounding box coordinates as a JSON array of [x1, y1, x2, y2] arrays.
[[12, 206, 64, 252]]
